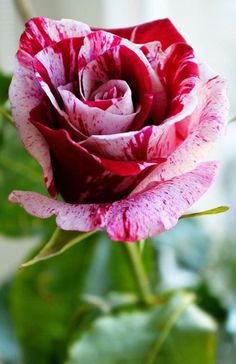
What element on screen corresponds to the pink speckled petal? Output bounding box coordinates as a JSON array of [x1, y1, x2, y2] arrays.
[[79, 31, 159, 130], [131, 76, 229, 195], [9, 161, 218, 241], [58, 88, 137, 135], [34, 123, 156, 203], [20, 17, 91, 56], [78, 30, 122, 69], [105, 161, 218, 241], [9, 50, 55, 195], [91, 80, 134, 115], [82, 123, 176, 161], [9, 191, 108, 231]]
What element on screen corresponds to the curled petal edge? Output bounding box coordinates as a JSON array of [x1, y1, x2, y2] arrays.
[[9, 161, 218, 242]]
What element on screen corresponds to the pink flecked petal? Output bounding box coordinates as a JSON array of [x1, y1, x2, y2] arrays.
[[162, 43, 199, 125], [9, 161, 218, 241], [20, 17, 91, 56], [9, 50, 55, 195], [131, 76, 229, 195], [34, 123, 155, 203], [32, 37, 84, 120], [9, 191, 108, 231], [79, 32, 155, 130], [82, 123, 176, 161], [95, 18, 186, 50], [58, 88, 137, 135], [105, 161, 218, 241], [34, 37, 84, 88], [78, 30, 122, 69], [91, 80, 134, 115]]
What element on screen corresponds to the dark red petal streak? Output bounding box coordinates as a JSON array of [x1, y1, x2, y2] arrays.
[[20, 17, 90, 56], [34, 123, 155, 203], [95, 19, 186, 50]]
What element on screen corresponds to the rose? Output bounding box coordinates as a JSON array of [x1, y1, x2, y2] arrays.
[[9, 17, 228, 241]]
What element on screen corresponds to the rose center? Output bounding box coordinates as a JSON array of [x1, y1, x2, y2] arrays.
[[90, 79, 128, 102]]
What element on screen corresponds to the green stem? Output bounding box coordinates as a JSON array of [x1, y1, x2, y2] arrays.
[[124, 242, 155, 306], [0, 107, 13, 125], [14, 0, 34, 23], [229, 116, 236, 123]]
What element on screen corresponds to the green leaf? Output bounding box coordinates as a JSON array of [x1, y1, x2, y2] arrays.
[[20, 228, 94, 267], [0, 281, 23, 364], [0, 121, 54, 237], [10, 232, 103, 364], [180, 206, 229, 219], [229, 116, 236, 123], [66, 293, 217, 364], [0, 70, 11, 105]]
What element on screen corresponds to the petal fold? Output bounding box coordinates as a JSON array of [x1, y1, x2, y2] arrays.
[[96, 18, 186, 50], [20, 17, 91, 56], [9, 162, 218, 242]]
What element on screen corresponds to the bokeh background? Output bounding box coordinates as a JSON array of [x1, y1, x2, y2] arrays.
[[0, 1, 236, 363]]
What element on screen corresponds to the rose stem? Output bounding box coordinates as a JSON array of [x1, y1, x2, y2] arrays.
[[124, 242, 155, 306], [14, 0, 34, 23], [0, 107, 14, 125]]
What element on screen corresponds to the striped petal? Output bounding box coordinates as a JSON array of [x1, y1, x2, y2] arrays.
[[105, 161, 218, 241], [9, 50, 55, 195], [82, 123, 176, 161], [34, 123, 156, 204], [9, 162, 218, 241], [58, 87, 138, 135], [131, 76, 229, 195], [96, 18, 186, 50], [20, 17, 91, 56]]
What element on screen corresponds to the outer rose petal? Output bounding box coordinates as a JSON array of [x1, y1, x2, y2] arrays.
[[95, 18, 186, 50], [131, 76, 229, 195], [106, 161, 218, 241], [20, 17, 91, 56], [9, 51, 55, 195], [9, 191, 108, 231], [9, 161, 218, 242]]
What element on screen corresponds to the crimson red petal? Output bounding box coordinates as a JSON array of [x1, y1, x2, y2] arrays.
[[34, 123, 155, 203], [94, 19, 186, 50], [20, 17, 90, 56]]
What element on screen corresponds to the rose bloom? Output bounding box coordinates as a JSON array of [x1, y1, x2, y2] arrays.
[[9, 17, 228, 241]]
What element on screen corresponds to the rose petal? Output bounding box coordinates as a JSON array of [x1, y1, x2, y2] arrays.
[[58, 88, 138, 135], [9, 161, 218, 241], [131, 76, 229, 195], [91, 80, 134, 115], [105, 161, 218, 241], [96, 18, 186, 50], [32, 37, 84, 117], [20, 17, 91, 56], [79, 31, 156, 130], [34, 37, 84, 88], [9, 191, 108, 231], [82, 124, 176, 161], [9, 50, 55, 195], [34, 123, 156, 203]]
